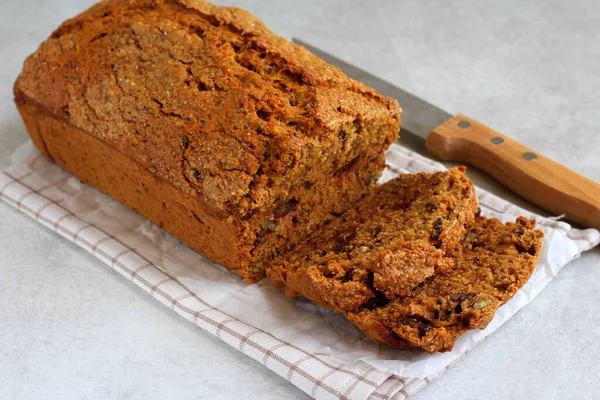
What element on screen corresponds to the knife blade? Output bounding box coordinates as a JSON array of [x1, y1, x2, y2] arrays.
[[293, 38, 600, 230]]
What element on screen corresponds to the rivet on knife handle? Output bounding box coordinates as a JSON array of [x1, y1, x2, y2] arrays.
[[425, 114, 600, 230]]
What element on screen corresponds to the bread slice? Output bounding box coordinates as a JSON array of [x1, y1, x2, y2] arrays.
[[268, 167, 479, 312], [346, 216, 543, 353]]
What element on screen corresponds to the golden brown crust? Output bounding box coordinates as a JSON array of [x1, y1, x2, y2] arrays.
[[14, 0, 401, 281], [15, 0, 400, 210]]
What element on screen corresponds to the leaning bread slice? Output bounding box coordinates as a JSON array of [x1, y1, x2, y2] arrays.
[[346, 216, 544, 353], [268, 167, 479, 312]]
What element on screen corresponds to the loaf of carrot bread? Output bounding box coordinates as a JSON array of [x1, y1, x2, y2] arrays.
[[14, 0, 542, 353], [14, 0, 401, 282]]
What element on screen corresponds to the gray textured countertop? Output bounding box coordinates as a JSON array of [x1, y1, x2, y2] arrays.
[[1, 1, 599, 399]]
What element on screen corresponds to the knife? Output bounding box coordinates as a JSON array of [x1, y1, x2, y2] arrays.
[[294, 39, 600, 231]]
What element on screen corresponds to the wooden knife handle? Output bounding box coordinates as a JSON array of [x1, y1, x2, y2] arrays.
[[426, 114, 600, 230]]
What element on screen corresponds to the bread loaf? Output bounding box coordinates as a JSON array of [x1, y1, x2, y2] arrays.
[[14, 0, 401, 282]]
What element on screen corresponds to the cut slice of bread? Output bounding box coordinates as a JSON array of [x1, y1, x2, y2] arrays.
[[346, 216, 543, 353], [268, 167, 479, 312]]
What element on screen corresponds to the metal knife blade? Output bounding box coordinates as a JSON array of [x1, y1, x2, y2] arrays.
[[292, 38, 451, 142]]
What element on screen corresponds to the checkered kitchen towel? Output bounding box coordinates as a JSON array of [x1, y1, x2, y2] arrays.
[[1, 142, 598, 399]]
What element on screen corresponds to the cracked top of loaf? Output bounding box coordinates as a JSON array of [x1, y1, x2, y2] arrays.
[[14, 0, 401, 216]]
